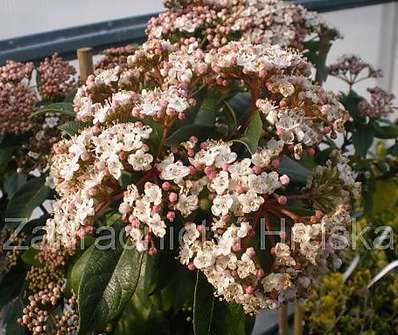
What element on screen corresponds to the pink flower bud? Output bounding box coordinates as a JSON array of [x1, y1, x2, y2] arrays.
[[148, 247, 158, 256], [272, 159, 280, 169], [166, 211, 175, 221], [221, 163, 230, 172], [232, 243, 241, 253], [256, 269, 265, 278], [188, 262, 196, 271], [162, 182, 171, 191], [252, 166, 262, 175], [280, 175, 290, 186], [307, 147, 315, 156], [168, 192, 178, 203], [246, 247, 256, 258], [245, 286, 255, 295], [277, 195, 288, 205]]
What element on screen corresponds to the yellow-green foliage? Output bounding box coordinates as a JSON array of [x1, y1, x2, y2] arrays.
[[304, 189, 398, 335]]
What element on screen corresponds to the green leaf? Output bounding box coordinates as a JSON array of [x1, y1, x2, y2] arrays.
[[193, 271, 215, 335], [227, 92, 251, 124], [66, 241, 95, 297], [233, 111, 263, 154], [21, 246, 43, 267], [2, 173, 27, 199], [0, 146, 18, 168], [352, 125, 374, 157], [78, 232, 144, 334], [5, 296, 25, 335], [372, 122, 398, 139], [212, 302, 254, 335], [280, 157, 311, 184], [339, 91, 366, 124], [144, 251, 180, 296], [31, 102, 75, 117], [387, 142, 398, 156], [166, 124, 216, 146], [5, 176, 51, 220], [59, 120, 89, 137], [194, 91, 220, 126], [0, 265, 26, 310]]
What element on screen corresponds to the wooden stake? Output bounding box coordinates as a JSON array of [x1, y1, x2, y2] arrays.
[[77, 47, 94, 83], [294, 303, 304, 335], [278, 304, 288, 335]]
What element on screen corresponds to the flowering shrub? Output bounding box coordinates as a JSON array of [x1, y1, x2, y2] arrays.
[[0, 1, 397, 335]]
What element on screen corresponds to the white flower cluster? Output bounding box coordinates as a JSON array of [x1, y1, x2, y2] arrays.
[[120, 183, 166, 252], [179, 202, 351, 314], [45, 122, 153, 246], [153, 0, 335, 51]]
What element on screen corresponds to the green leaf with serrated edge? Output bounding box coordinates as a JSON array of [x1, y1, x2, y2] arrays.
[[5, 176, 51, 220], [21, 246, 43, 268], [31, 102, 74, 117], [352, 125, 374, 157], [193, 271, 215, 335], [78, 228, 144, 334], [280, 157, 311, 184], [233, 110, 263, 154]]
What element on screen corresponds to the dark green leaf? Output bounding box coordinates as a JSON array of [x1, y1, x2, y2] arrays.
[[5, 176, 51, 220], [166, 125, 216, 146], [59, 120, 89, 137], [233, 111, 263, 154], [387, 142, 398, 156], [227, 92, 251, 124], [21, 246, 43, 268], [0, 265, 26, 310], [0, 146, 18, 167], [352, 125, 374, 157], [78, 231, 144, 334], [5, 296, 25, 335], [193, 271, 215, 335], [339, 91, 366, 124], [212, 302, 254, 335], [372, 122, 398, 139], [280, 157, 311, 184], [31, 102, 74, 117], [194, 91, 220, 126], [2, 173, 27, 199]]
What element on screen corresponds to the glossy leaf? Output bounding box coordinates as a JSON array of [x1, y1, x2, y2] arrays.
[[5, 176, 51, 220], [78, 234, 144, 334], [233, 111, 263, 154], [352, 125, 374, 157], [166, 124, 216, 146], [0, 265, 26, 310], [193, 271, 215, 335], [280, 157, 311, 184], [194, 91, 219, 126], [372, 122, 398, 139]]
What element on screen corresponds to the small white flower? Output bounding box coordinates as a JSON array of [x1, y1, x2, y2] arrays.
[[128, 150, 153, 171], [212, 194, 234, 216]]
